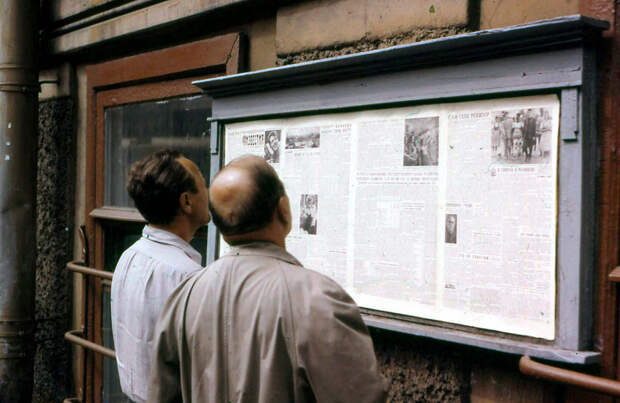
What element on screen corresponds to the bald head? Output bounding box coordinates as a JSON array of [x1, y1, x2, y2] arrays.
[[209, 155, 285, 236]]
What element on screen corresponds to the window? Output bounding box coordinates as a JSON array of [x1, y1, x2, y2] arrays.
[[103, 95, 212, 207], [79, 34, 242, 403]]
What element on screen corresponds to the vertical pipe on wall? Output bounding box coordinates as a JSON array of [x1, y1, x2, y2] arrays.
[[0, 0, 39, 401]]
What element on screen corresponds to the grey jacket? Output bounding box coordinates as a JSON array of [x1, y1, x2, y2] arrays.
[[148, 241, 387, 402]]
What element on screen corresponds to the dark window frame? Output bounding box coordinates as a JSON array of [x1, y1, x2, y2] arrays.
[[82, 33, 243, 403]]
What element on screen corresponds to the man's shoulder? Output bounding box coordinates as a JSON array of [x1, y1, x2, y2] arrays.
[[211, 252, 343, 292], [118, 238, 202, 274], [113, 240, 143, 271], [277, 261, 352, 303]]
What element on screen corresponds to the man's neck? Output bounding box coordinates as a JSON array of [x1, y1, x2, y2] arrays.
[[150, 220, 194, 243], [224, 231, 286, 250]]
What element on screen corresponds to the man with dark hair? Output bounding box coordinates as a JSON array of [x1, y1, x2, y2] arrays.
[[111, 149, 210, 403], [148, 155, 387, 403]]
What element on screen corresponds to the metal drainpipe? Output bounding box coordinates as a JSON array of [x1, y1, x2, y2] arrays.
[[0, 0, 39, 401]]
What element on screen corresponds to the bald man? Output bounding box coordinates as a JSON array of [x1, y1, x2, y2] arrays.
[[148, 155, 387, 403]]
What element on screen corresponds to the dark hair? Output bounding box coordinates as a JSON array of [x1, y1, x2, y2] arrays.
[[210, 158, 285, 236], [127, 149, 197, 225]]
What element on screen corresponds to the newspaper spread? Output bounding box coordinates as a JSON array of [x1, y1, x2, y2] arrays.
[[223, 95, 558, 339]]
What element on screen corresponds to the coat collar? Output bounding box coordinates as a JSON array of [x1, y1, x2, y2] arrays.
[[141, 225, 202, 264], [225, 241, 303, 267]]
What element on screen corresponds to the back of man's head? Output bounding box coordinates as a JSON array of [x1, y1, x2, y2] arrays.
[[127, 149, 197, 226], [209, 155, 285, 236]]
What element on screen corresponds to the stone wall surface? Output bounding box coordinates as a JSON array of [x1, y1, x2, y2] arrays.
[[276, 25, 470, 65], [372, 329, 471, 402], [470, 357, 552, 402], [372, 328, 555, 402], [45, 0, 236, 22], [48, 0, 125, 21], [34, 97, 75, 403], [276, 0, 470, 55], [480, 0, 579, 29], [44, 0, 244, 54], [247, 15, 278, 70]]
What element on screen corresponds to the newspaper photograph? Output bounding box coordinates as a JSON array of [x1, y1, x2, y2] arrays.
[[223, 94, 559, 340], [300, 194, 318, 235], [264, 130, 281, 163], [404, 117, 439, 166], [491, 108, 553, 164], [445, 214, 457, 244]]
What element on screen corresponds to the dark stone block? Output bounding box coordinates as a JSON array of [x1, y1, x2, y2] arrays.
[[371, 328, 471, 402], [34, 97, 75, 403]]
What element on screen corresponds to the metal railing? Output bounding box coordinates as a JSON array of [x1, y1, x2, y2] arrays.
[[65, 329, 115, 359], [519, 265, 620, 397], [65, 261, 116, 359], [520, 356, 620, 397], [67, 261, 113, 280]]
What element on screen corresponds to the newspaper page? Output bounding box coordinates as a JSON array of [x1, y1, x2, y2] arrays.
[[224, 118, 354, 284], [223, 94, 558, 340], [352, 107, 440, 321], [437, 98, 558, 339]]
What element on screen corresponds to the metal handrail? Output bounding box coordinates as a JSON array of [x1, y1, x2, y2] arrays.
[[520, 356, 620, 397], [65, 261, 116, 360], [67, 261, 113, 280], [65, 329, 115, 359]]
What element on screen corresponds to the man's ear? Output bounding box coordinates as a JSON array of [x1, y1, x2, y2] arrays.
[[179, 192, 192, 215], [276, 195, 292, 233]]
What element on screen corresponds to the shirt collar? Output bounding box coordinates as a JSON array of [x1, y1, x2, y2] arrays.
[[225, 241, 303, 267], [142, 225, 202, 264]]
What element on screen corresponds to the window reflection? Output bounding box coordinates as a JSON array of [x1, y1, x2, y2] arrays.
[[104, 95, 212, 207]]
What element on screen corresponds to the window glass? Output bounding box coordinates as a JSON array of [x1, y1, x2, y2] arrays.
[[104, 95, 212, 207]]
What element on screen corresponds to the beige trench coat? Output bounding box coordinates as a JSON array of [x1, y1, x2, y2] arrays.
[[148, 241, 387, 402]]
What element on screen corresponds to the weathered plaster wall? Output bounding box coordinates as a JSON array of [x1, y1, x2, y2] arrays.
[[480, 0, 579, 29], [247, 15, 278, 71], [34, 96, 75, 402], [275, 0, 472, 65], [469, 356, 555, 402], [275, 0, 470, 54], [49, 0, 131, 20], [43, 0, 246, 54]]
